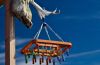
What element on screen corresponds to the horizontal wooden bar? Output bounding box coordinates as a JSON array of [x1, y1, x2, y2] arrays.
[[0, 0, 3, 5], [21, 50, 58, 57], [37, 53, 58, 56], [32, 39, 72, 48], [37, 43, 59, 47]]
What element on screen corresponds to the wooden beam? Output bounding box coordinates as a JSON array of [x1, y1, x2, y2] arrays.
[[0, 0, 3, 5], [37, 43, 58, 47], [34, 49, 52, 53], [33, 39, 72, 48], [5, 0, 16, 65]]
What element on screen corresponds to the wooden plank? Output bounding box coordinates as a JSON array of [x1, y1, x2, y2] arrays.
[[0, 0, 3, 5], [21, 40, 38, 53], [37, 43, 58, 47], [34, 49, 52, 53], [38, 53, 58, 56], [33, 39, 72, 48], [5, 0, 16, 65]]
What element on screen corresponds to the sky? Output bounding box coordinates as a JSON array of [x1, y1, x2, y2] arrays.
[[0, 0, 100, 65]]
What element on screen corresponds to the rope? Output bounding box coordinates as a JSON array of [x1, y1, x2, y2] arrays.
[[45, 23, 64, 56], [46, 23, 64, 42], [44, 26, 51, 40], [34, 24, 43, 39], [44, 23, 53, 57], [33, 30, 39, 39], [34, 22, 64, 42], [44, 26, 50, 56], [33, 24, 43, 55]]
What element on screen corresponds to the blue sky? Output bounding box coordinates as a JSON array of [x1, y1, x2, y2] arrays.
[[0, 0, 100, 65]]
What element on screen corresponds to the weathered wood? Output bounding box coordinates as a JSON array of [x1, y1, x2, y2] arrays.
[[33, 39, 72, 47], [0, 0, 3, 5], [5, 0, 16, 65]]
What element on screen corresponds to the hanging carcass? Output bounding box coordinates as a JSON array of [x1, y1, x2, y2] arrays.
[[11, 0, 60, 28]]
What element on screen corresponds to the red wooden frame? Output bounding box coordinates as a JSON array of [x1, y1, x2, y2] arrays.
[[21, 39, 72, 57]]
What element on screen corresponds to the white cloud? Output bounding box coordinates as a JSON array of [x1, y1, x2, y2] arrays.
[[17, 57, 56, 65], [62, 11, 100, 20], [16, 38, 32, 46], [64, 15, 96, 20], [67, 49, 100, 58], [1, 37, 100, 65], [0, 53, 5, 58], [1, 49, 100, 65], [0, 38, 31, 64], [0, 38, 32, 49], [0, 53, 5, 63], [93, 62, 100, 65]]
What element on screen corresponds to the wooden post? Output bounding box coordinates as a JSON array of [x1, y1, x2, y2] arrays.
[[5, 0, 16, 65]]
